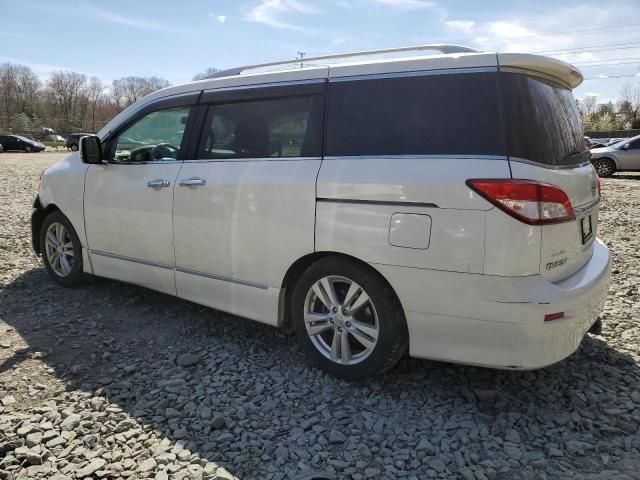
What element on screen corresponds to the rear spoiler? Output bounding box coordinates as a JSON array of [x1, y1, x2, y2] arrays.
[[498, 53, 583, 89]]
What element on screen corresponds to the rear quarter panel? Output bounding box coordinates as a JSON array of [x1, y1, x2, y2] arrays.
[[315, 157, 511, 273]]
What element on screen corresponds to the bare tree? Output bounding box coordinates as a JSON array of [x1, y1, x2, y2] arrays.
[[47, 71, 88, 129], [87, 77, 104, 132], [619, 83, 640, 129], [111, 76, 170, 111], [193, 67, 220, 81]]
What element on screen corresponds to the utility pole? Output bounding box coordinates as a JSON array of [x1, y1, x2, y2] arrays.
[[297, 51, 306, 69]]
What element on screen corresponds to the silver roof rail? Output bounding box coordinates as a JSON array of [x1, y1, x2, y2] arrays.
[[207, 44, 481, 79]]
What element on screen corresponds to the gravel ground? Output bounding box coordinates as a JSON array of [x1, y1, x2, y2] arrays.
[[0, 152, 639, 480]]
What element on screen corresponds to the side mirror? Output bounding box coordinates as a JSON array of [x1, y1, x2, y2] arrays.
[[80, 135, 103, 164]]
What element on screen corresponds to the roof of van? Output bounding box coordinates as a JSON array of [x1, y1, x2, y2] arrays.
[[98, 48, 583, 138]]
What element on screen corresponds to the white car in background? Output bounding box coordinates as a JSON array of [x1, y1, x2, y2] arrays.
[[31, 45, 610, 379]]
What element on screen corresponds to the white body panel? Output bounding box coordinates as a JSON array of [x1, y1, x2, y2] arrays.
[[83, 163, 182, 295], [509, 160, 600, 282], [172, 159, 321, 325], [374, 239, 610, 368], [38, 153, 89, 245]]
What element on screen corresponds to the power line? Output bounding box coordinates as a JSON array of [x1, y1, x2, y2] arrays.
[[574, 56, 640, 65], [583, 74, 640, 80], [513, 22, 640, 40], [533, 41, 640, 55]]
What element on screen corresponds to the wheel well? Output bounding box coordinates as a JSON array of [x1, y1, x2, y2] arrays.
[[32, 202, 60, 255], [278, 251, 403, 327]]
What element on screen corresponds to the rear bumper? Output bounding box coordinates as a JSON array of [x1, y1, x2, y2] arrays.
[[373, 238, 611, 369]]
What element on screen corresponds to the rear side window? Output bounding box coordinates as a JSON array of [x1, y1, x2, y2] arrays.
[[326, 72, 505, 157], [197, 96, 322, 159], [500, 73, 585, 166]]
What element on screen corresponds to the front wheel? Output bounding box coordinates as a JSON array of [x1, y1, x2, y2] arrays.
[[593, 158, 615, 177], [24, 146, 32, 153], [291, 257, 408, 380], [70, 144, 79, 152], [40, 210, 85, 287]]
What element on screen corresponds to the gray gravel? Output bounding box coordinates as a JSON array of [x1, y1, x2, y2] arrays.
[[0, 152, 639, 480]]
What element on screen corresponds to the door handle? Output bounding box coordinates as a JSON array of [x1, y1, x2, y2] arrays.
[[147, 179, 170, 188], [179, 178, 206, 187]]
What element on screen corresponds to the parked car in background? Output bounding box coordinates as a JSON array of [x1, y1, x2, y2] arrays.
[[32, 45, 610, 379], [590, 135, 640, 177], [589, 138, 610, 148], [0, 134, 45, 152], [65, 133, 92, 151], [44, 134, 65, 143]]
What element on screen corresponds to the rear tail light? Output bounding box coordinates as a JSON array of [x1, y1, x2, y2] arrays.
[[595, 174, 601, 197], [466, 179, 575, 225]]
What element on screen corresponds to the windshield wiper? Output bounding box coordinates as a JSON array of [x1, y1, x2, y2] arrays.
[[561, 150, 590, 164]]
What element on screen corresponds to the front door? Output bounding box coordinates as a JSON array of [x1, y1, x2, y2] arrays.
[[84, 105, 193, 294], [617, 137, 640, 170], [172, 86, 325, 324]]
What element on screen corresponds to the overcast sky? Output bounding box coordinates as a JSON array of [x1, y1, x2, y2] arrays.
[[1, 0, 639, 103]]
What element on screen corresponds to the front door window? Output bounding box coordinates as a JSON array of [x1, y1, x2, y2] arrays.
[[112, 107, 191, 162]]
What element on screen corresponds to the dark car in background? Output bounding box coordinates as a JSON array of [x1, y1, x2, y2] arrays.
[[65, 133, 92, 151], [0, 134, 45, 152]]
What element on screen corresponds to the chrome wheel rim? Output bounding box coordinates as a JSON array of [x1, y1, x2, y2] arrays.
[[595, 161, 612, 177], [304, 276, 379, 365], [44, 222, 74, 277]]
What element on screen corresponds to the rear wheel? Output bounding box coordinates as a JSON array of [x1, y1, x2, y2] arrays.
[[593, 158, 615, 177], [291, 257, 408, 379], [40, 210, 85, 287]]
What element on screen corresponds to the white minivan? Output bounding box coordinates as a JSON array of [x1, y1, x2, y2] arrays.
[[32, 45, 611, 379]]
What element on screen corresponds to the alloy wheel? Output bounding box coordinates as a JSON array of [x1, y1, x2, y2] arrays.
[[44, 222, 75, 277], [594, 160, 613, 177], [303, 275, 379, 365]]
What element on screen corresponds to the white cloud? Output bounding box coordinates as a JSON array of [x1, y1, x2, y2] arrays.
[[444, 20, 475, 34], [487, 21, 534, 39], [209, 13, 227, 23], [85, 4, 187, 34], [245, 0, 319, 30], [584, 92, 600, 97], [372, 0, 435, 8]]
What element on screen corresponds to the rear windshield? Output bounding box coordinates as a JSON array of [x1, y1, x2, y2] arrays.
[[325, 71, 584, 166], [500, 72, 585, 166]]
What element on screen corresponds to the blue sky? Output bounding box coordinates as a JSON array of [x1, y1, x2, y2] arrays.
[[1, 0, 639, 103]]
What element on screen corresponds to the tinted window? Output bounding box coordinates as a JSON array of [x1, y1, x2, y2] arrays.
[[501, 73, 585, 166], [197, 96, 322, 159], [326, 72, 505, 157], [628, 138, 640, 149], [112, 107, 191, 162]]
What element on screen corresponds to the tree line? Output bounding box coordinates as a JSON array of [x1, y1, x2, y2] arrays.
[[0, 63, 218, 136], [577, 84, 640, 133]]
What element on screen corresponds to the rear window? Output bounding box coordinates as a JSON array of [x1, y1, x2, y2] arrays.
[[326, 72, 505, 157], [198, 96, 322, 159], [500, 73, 585, 166]]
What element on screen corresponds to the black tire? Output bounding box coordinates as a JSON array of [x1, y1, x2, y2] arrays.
[[291, 257, 408, 380], [70, 144, 79, 152], [24, 146, 32, 153], [40, 210, 85, 287], [593, 158, 615, 177]]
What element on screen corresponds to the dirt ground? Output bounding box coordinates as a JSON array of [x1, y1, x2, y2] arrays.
[[0, 152, 639, 480]]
